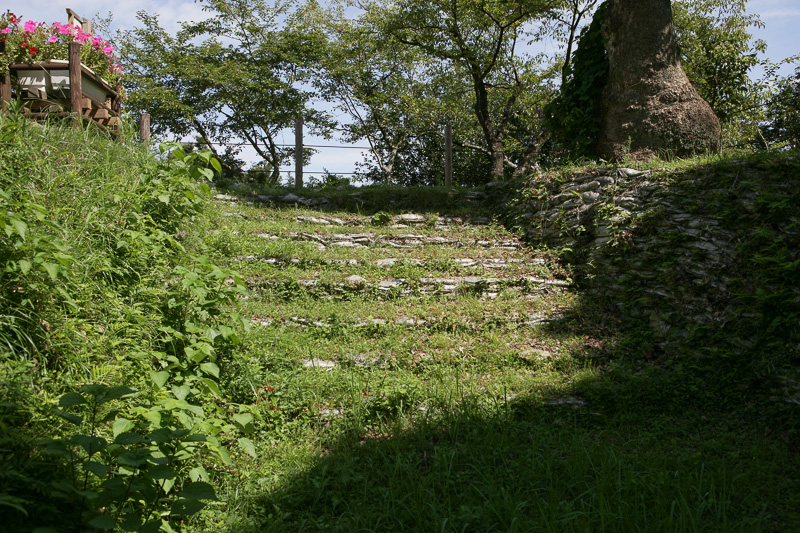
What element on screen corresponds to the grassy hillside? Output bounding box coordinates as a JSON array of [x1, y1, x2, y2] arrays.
[[1, 114, 798, 532], [0, 111, 249, 532]]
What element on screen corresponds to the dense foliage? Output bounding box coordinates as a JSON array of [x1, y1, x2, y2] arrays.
[[119, 0, 332, 183], [0, 109, 252, 532], [544, 1, 608, 160], [763, 66, 800, 149]]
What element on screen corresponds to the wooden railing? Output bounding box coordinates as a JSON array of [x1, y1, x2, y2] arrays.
[[0, 42, 122, 132]]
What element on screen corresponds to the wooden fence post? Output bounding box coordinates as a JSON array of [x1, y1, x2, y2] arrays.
[[295, 115, 303, 188], [68, 42, 82, 129], [140, 113, 151, 143], [444, 124, 453, 186], [0, 41, 10, 112]]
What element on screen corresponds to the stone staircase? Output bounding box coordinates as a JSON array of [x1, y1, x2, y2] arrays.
[[210, 188, 575, 395]]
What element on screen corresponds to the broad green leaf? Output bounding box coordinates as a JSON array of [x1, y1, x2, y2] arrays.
[[170, 498, 205, 516], [119, 514, 143, 532], [151, 371, 170, 388], [10, 218, 27, 239], [233, 412, 253, 427], [189, 466, 209, 483], [158, 194, 170, 204], [141, 409, 162, 427], [200, 377, 221, 397], [138, 520, 163, 533], [59, 392, 87, 407], [147, 427, 172, 443], [18, 259, 31, 274], [238, 437, 257, 458], [209, 443, 232, 465], [172, 384, 191, 401], [97, 386, 136, 404], [70, 434, 107, 455], [42, 262, 60, 281], [86, 514, 116, 530], [112, 418, 135, 437], [52, 408, 83, 426], [143, 464, 175, 481], [114, 432, 146, 445], [82, 460, 109, 478], [199, 362, 219, 378], [162, 477, 176, 495], [178, 481, 217, 500], [210, 157, 222, 173]]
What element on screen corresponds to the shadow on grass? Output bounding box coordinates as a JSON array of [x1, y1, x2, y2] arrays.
[[214, 184, 494, 218], [221, 154, 800, 532], [226, 342, 797, 532]]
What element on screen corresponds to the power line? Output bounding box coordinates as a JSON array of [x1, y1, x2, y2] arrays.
[[183, 140, 371, 149]]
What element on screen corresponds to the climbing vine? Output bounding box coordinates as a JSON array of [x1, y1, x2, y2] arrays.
[[546, 1, 609, 160]]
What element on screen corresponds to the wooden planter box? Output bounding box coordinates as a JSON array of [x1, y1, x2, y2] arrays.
[[15, 60, 111, 103], [1, 43, 122, 131]]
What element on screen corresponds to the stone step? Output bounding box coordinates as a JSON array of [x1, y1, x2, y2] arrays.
[[252, 311, 563, 332], [248, 275, 570, 297], [252, 232, 522, 250], [239, 255, 543, 270]]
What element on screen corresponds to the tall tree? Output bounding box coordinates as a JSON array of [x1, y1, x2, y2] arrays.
[[596, 0, 720, 161], [119, 0, 332, 182], [672, 0, 767, 146], [369, 0, 557, 180], [315, 11, 442, 185]]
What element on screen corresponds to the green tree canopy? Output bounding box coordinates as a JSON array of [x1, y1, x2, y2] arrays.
[[365, 0, 559, 180], [119, 0, 333, 182]]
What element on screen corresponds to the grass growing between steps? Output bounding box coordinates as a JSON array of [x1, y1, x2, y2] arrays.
[[200, 182, 798, 532], [2, 112, 797, 532]]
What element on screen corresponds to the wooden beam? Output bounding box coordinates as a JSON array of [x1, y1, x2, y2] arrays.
[[68, 42, 82, 129], [140, 113, 151, 143], [445, 124, 453, 187], [295, 116, 303, 188], [0, 42, 10, 112]]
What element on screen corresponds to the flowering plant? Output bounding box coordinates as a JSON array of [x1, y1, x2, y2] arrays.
[[0, 11, 123, 91]]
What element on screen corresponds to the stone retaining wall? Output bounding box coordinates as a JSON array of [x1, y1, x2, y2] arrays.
[[495, 157, 800, 397]]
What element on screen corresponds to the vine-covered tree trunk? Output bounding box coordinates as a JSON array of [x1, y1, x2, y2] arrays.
[[596, 0, 720, 161]]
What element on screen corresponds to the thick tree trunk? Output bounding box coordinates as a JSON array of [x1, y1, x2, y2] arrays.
[[596, 0, 720, 161]]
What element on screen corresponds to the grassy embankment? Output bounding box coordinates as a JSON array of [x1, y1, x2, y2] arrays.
[[1, 114, 797, 532]]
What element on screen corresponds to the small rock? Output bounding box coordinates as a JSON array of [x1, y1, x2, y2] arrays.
[[281, 193, 301, 202], [397, 213, 426, 223], [581, 191, 601, 202], [617, 168, 650, 178], [547, 397, 586, 407], [304, 359, 337, 370], [344, 275, 368, 289]]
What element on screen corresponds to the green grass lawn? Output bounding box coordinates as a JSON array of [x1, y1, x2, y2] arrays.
[[198, 186, 799, 532]]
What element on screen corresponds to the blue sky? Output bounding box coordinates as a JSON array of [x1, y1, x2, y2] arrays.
[[7, 0, 800, 176]]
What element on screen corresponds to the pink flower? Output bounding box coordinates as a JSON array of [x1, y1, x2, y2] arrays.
[[1, 28, 10, 34], [102, 45, 113, 54], [23, 20, 37, 32], [57, 24, 76, 36], [47, 35, 58, 43]]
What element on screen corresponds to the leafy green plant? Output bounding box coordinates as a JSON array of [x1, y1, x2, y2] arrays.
[[38, 384, 220, 533], [370, 211, 392, 227]]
